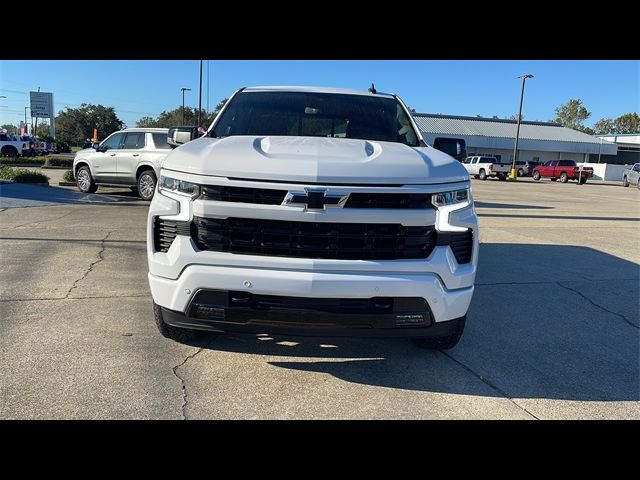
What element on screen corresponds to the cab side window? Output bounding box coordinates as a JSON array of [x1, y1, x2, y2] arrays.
[[122, 132, 145, 149], [101, 132, 125, 151]]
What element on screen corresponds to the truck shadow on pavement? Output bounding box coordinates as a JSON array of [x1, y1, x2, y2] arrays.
[[0, 183, 143, 208], [202, 243, 639, 402]]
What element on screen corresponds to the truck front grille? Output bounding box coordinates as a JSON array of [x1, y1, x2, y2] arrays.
[[199, 186, 432, 209], [191, 216, 437, 260]]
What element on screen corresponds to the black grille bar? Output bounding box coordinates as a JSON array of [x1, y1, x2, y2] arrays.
[[345, 193, 432, 209], [200, 185, 287, 205], [191, 217, 437, 260], [199, 185, 432, 209]]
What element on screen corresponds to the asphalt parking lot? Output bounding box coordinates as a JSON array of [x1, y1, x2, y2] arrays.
[[1, 177, 638, 419]]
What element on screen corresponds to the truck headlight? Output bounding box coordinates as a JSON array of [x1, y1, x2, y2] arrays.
[[432, 188, 470, 207], [159, 176, 200, 198]]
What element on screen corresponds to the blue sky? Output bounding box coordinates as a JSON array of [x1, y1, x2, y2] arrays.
[[1, 60, 638, 129]]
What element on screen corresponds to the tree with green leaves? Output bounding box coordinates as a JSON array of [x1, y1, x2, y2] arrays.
[[553, 99, 591, 132], [136, 98, 228, 129], [593, 113, 639, 134], [612, 113, 640, 134], [1, 123, 18, 134], [55, 104, 123, 145]]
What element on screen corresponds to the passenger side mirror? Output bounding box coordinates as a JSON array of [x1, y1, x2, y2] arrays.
[[167, 126, 200, 148]]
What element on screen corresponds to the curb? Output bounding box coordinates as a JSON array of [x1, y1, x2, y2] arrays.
[[58, 182, 76, 186], [0, 163, 45, 168], [42, 166, 73, 170]]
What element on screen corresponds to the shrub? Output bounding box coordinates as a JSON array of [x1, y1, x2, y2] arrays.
[[56, 141, 72, 153], [63, 170, 75, 182], [0, 157, 45, 166], [44, 158, 73, 167], [0, 166, 49, 183]]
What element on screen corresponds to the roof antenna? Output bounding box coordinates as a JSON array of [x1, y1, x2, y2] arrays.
[[368, 83, 377, 94]]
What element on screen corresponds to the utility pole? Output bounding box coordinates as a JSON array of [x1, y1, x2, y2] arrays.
[[597, 137, 603, 163], [34, 86, 40, 138], [181, 87, 191, 125], [508, 74, 534, 181], [198, 60, 203, 127]]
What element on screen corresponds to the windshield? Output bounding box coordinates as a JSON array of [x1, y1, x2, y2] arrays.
[[210, 91, 419, 146]]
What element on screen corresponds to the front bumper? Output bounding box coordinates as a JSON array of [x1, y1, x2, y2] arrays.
[[149, 264, 474, 329], [159, 291, 466, 338]]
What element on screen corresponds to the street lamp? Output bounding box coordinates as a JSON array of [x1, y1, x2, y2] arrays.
[[24, 106, 29, 125], [181, 87, 192, 125], [508, 74, 534, 181]]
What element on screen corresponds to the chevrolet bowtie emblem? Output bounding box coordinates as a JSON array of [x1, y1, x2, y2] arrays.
[[282, 189, 349, 210]]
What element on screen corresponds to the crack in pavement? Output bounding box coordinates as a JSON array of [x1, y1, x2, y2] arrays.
[[476, 278, 639, 286], [172, 336, 216, 420], [64, 231, 112, 299], [441, 351, 540, 420], [556, 282, 639, 329], [10, 209, 75, 229], [0, 294, 148, 302]]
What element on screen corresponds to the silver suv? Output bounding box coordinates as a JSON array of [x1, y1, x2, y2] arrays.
[[73, 128, 170, 200]]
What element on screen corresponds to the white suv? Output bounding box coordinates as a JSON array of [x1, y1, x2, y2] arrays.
[[73, 128, 170, 200], [147, 86, 478, 349]]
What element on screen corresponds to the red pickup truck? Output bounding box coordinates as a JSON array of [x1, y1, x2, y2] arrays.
[[532, 160, 593, 184]]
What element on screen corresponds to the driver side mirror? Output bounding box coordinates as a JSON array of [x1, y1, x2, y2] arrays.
[[167, 126, 200, 148]]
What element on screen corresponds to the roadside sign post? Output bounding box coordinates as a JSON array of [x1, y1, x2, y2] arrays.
[[29, 91, 55, 139]]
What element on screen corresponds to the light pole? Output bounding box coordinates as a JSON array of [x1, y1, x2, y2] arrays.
[[24, 106, 29, 125], [508, 74, 534, 181], [198, 60, 203, 128], [181, 87, 191, 125]]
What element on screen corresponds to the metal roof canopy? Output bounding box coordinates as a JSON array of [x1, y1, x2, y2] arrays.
[[415, 113, 618, 155]]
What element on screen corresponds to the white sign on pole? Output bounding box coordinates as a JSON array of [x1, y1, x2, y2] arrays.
[[29, 91, 55, 138]]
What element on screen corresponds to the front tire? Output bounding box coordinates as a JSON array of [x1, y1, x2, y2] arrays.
[[623, 176, 629, 187], [560, 172, 568, 183], [76, 166, 98, 193], [517, 169, 523, 177], [414, 315, 466, 350], [1, 146, 19, 157], [498, 174, 507, 181], [579, 178, 587, 185], [478, 169, 487, 180], [137, 169, 156, 201], [153, 301, 201, 342], [532, 171, 541, 181]]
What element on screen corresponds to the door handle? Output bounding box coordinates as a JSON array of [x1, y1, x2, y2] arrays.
[[109, 153, 116, 156], [133, 154, 140, 157]]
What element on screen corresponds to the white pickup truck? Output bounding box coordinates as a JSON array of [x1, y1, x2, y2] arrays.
[[0, 132, 29, 157], [147, 86, 478, 350], [462, 155, 511, 180], [622, 163, 640, 189]]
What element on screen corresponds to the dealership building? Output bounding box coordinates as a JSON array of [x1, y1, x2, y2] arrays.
[[414, 113, 619, 164]]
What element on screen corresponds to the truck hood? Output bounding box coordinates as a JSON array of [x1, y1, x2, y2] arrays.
[[162, 136, 468, 184]]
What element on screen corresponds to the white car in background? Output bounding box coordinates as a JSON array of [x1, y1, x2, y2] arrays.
[[73, 128, 170, 200], [622, 163, 640, 189]]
